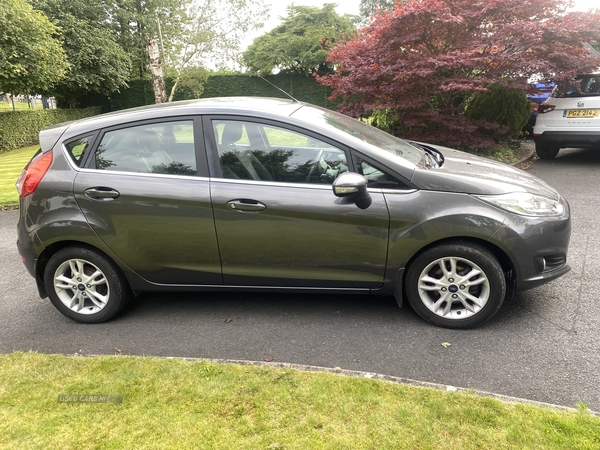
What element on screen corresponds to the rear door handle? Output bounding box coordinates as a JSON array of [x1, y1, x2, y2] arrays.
[[226, 199, 266, 212], [84, 187, 120, 200]]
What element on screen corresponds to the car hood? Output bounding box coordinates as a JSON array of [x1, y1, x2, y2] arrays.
[[410, 144, 559, 198]]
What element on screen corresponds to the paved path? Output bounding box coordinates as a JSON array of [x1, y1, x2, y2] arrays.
[[1, 147, 599, 410]]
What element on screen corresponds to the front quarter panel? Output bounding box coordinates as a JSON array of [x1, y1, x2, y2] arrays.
[[383, 190, 508, 281]]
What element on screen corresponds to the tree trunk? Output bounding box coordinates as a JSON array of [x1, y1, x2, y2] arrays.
[[168, 67, 181, 103], [146, 37, 167, 104]]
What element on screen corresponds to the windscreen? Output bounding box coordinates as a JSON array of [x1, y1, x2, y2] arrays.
[[291, 106, 424, 165]]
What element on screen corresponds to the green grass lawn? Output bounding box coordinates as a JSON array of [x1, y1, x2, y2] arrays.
[[0, 145, 38, 207], [0, 100, 44, 112], [0, 352, 598, 449]]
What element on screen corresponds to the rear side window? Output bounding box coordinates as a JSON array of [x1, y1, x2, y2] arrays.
[[64, 135, 94, 167], [94, 121, 197, 175]]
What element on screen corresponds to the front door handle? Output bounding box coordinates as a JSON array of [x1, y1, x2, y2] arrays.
[[226, 199, 266, 212], [84, 187, 120, 200]]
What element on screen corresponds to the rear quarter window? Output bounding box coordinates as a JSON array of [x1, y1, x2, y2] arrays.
[[64, 135, 94, 166]]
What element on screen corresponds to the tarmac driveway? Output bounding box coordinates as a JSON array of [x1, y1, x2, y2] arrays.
[[1, 146, 599, 411]]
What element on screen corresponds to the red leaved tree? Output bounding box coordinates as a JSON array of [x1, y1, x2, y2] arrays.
[[317, 0, 600, 150]]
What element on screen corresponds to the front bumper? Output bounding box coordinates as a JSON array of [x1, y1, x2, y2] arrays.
[[489, 198, 571, 293], [516, 263, 571, 292]]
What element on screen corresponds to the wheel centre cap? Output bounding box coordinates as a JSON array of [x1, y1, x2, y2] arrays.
[[77, 284, 86, 291], [449, 285, 458, 293]]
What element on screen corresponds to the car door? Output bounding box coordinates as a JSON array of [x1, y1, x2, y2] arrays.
[[73, 117, 222, 285], [205, 116, 390, 289]]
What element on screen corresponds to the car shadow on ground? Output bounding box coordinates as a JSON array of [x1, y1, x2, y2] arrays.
[[124, 291, 407, 322], [119, 289, 516, 331], [552, 147, 600, 163]]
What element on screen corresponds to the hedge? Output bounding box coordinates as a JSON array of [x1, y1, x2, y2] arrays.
[[74, 74, 339, 112], [199, 73, 339, 109], [72, 80, 154, 112], [0, 107, 101, 153]]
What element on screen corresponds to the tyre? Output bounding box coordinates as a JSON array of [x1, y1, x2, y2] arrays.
[[44, 246, 131, 323], [405, 243, 506, 329], [535, 142, 559, 159]]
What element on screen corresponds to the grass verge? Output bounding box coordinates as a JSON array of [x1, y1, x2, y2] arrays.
[[0, 352, 599, 449], [0, 145, 38, 207], [0, 101, 44, 112]]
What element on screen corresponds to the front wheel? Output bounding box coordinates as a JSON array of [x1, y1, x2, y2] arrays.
[[535, 143, 559, 159], [44, 246, 131, 323], [405, 243, 506, 329]]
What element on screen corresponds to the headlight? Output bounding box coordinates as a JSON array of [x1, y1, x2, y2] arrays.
[[474, 192, 564, 216]]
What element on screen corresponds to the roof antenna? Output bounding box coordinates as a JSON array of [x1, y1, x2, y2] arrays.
[[257, 74, 299, 103]]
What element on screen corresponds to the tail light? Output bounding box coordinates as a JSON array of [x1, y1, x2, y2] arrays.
[[537, 104, 556, 114], [16, 151, 53, 198]]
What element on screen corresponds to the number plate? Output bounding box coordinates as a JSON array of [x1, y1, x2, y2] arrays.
[[565, 109, 600, 118]]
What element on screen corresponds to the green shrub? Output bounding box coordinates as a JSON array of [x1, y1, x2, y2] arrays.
[[369, 108, 398, 133], [464, 83, 531, 139], [0, 107, 101, 153]]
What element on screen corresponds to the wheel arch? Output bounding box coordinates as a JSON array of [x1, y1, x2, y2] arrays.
[[35, 240, 133, 298], [401, 236, 516, 292]]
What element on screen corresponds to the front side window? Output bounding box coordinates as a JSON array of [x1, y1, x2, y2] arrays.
[[94, 121, 197, 175], [213, 120, 348, 184]]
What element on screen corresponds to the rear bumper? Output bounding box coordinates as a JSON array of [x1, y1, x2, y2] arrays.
[[16, 204, 48, 298], [533, 131, 600, 149], [16, 207, 37, 279]]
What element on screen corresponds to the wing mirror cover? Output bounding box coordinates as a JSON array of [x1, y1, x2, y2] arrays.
[[332, 172, 372, 209]]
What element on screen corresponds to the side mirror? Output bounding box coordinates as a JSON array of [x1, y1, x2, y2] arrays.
[[332, 172, 372, 210]]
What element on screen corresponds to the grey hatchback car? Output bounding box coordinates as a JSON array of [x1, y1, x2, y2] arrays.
[[16, 97, 571, 328]]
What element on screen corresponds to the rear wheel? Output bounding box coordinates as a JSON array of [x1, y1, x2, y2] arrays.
[[405, 243, 506, 329], [535, 143, 559, 159], [44, 246, 131, 323]]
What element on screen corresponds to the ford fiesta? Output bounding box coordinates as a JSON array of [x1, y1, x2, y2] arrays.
[[16, 97, 571, 328]]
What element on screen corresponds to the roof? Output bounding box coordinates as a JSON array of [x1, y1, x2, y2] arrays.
[[39, 97, 305, 153]]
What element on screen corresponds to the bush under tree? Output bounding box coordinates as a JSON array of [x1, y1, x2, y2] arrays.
[[464, 84, 531, 140]]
